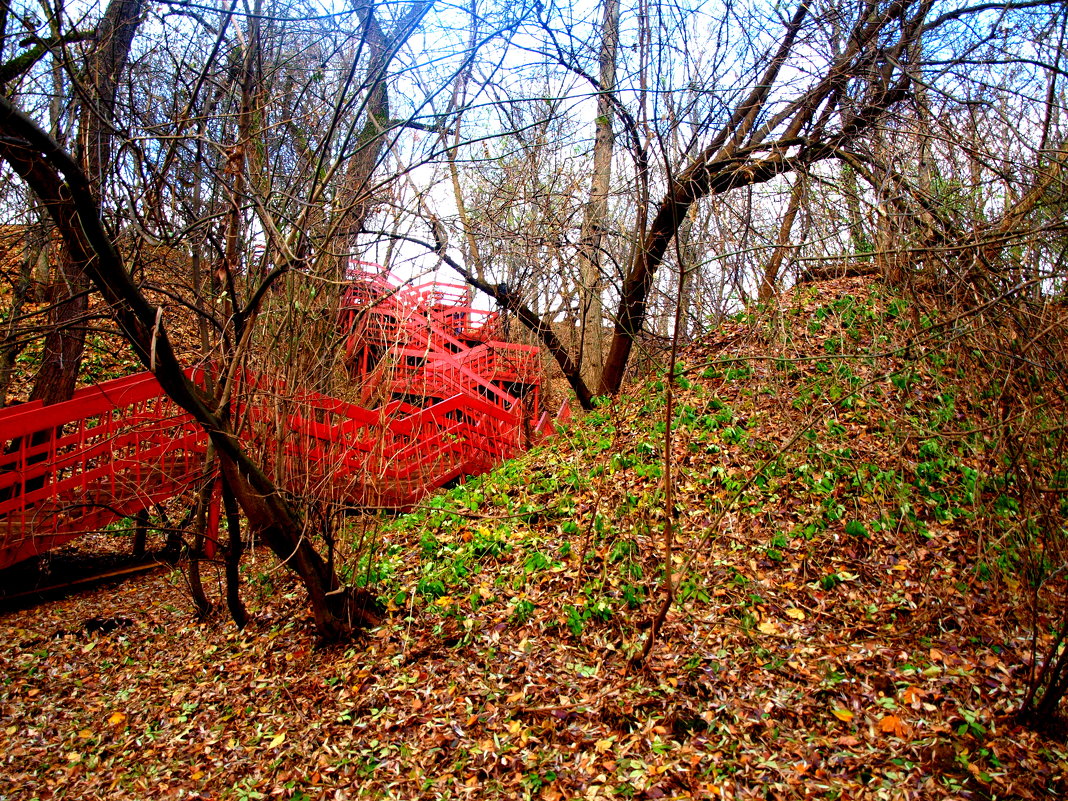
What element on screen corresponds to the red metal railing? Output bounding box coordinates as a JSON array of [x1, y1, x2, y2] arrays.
[[0, 265, 561, 571], [0, 370, 214, 570]]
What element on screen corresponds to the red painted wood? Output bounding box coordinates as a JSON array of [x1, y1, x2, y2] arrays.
[[0, 266, 555, 571]]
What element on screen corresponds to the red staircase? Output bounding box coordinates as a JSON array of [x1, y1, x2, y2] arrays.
[[0, 266, 552, 572]]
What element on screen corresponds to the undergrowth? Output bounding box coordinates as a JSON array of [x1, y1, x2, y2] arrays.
[[354, 276, 1068, 738]]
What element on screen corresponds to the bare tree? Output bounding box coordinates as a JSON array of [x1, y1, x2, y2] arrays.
[[0, 0, 457, 639], [576, 0, 620, 385], [26, 0, 145, 406], [418, 0, 1066, 405]]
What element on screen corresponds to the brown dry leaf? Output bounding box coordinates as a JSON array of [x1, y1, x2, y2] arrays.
[[0, 276, 1059, 800]]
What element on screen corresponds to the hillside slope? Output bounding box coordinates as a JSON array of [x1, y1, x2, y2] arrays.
[[1, 276, 1066, 799]]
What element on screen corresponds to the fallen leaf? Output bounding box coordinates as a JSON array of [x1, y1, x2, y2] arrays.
[[785, 607, 806, 621], [901, 685, 923, 705], [267, 731, 286, 748], [831, 708, 854, 722], [878, 714, 909, 737], [757, 620, 779, 635], [107, 711, 126, 726]]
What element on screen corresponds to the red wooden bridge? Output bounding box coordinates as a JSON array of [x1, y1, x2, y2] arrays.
[[0, 266, 564, 572]]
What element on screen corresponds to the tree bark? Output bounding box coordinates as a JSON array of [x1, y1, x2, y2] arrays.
[[29, 0, 145, 406], [0, 210, 41, 405], [577, 0, 620, 388], [0, 95, 374, 641], [758, 171, 806, 302], [222, 477, 248, 629]]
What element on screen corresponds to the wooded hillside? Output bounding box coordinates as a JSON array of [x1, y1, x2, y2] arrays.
[[2, 1, 1068, 796], [3, 275, 1068, 798]]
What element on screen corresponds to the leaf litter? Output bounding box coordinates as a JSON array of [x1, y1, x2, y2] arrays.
[[2, 276, 1067, 799]]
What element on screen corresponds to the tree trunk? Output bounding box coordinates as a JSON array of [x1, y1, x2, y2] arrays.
[[0, 96, 375, 641], [27, 0, 145, 406], [132, 508, 148, 557], [27, 249, 88, 405], [0, 209, 40, 405], [758, 172, 806, 302], [188, 477, 214, 621], [841, 162, 869, 255], [222, 478, 248, 629], [577, 0, 619, 389]]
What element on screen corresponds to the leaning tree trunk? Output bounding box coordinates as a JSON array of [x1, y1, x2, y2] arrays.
[[0, 95, 376, 641], [758, 171, 806, 302]]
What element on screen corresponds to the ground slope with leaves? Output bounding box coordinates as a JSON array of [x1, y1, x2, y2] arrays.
[[1, 239, 207, 405], [2, 276, 1067, 800]]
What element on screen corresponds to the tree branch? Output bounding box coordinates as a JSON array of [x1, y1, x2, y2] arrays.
[[364, 227, 595, 410]]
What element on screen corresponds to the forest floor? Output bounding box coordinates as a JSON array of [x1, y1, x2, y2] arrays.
[[2, 276, 1067, 800]]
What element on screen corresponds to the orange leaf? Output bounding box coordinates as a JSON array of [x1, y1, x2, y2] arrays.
[[107, 711, 126, 726], [878, 714, 909, 737]]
